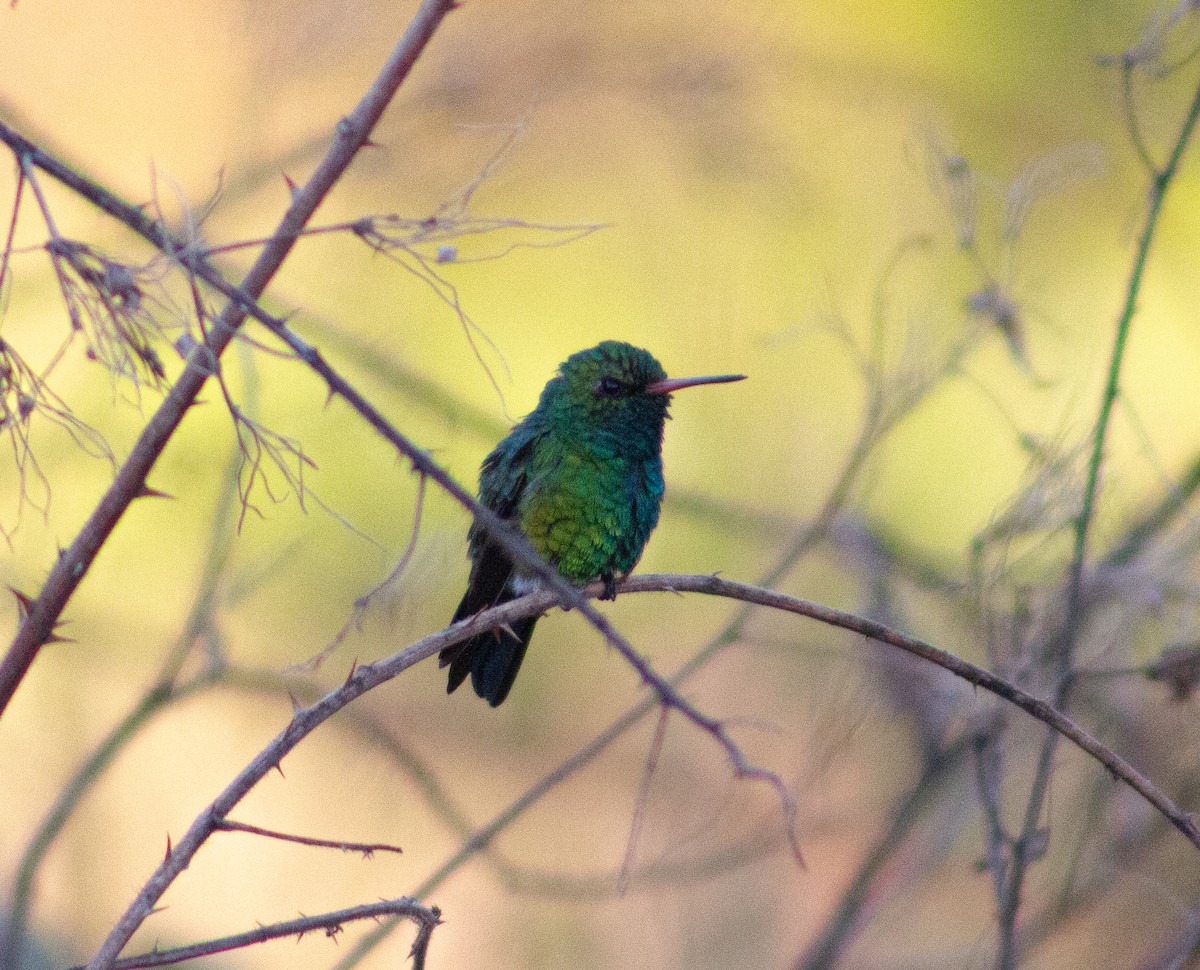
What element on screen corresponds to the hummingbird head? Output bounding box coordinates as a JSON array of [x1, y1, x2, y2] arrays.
[[542, 341, 745, 453]]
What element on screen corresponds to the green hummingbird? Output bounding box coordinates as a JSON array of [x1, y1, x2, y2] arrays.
[[439, 340, 745, 706]]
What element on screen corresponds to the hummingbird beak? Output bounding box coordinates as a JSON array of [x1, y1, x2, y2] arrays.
[[644, 373, 746, 395]]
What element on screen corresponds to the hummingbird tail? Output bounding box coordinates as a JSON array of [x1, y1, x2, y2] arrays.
[[439, 614, 539, 707]]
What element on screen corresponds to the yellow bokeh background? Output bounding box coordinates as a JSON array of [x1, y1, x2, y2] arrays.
[[3, 1, 1200, 968]]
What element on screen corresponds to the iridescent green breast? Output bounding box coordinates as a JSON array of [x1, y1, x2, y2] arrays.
[[519, 438, 663, 584]]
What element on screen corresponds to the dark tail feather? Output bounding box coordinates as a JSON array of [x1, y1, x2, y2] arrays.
[[439, 614, 539, 706], [473, 614, 539, 706]]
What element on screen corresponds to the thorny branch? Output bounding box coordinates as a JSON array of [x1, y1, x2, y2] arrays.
[[3, 5, 1198, 969], [0, 0, 461, 724], [2, 10, 801, 965], [79, 571, 1200, 970], [3, 68, 804, 905], [0, 23, 776, 861], [4, 15, 804, 967], [64, 899, 440, 970]]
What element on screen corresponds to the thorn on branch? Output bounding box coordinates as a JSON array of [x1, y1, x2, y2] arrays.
[[8, 585, 33, 620], [9, 583, 73, 644], [42, 626, 74, 645]]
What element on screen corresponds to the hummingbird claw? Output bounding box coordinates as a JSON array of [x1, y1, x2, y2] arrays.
[[601, 574, 618, 601]]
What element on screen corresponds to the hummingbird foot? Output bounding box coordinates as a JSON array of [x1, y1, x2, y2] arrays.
[[600, 573, 618, 601]]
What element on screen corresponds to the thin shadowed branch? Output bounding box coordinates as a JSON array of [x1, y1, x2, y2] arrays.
[[212, 818, 403, 857], [618, 704, 671, 894], [974, 730, 1013, 903], [65, 899, 440, 970], [1066, 50, 1200, 665], [0, 158, 22, 305], [224, 666, 789, 901], [793, 736, 974, 970], [1104, 450, 1200, 568], [291, 470, 428, 673]]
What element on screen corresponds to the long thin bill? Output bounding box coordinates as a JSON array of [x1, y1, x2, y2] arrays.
[[644, 373, 747, 395]]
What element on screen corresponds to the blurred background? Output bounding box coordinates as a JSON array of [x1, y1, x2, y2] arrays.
[[3, 0, 1200, 968]]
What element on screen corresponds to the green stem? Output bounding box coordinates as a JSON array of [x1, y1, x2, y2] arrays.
[[998, 67, 1200, 970], [1066, 73, 1200, 662]]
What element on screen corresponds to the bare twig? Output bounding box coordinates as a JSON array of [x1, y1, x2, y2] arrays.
[[618, 704, 670, 895], [292, 471, 428, 673], [0, 42, 791, 868], [1105, 451, 1200, 568], [794, 737, 973, 970], [1, 445, 247, 970], [0, 0, 460, 721], [610, 575, 1200, 851], [212, 818, 403, 857], [1068, 60, 1200, 666], [65, 898, 439, 970], [89, 571, 1200, 970], [0, 159, 22, 304]]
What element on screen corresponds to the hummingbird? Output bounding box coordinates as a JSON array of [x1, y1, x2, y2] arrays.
[[439, 340, 745, 706]]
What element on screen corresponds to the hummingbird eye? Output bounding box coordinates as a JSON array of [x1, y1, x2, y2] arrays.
[[595, 376, 624, 398]]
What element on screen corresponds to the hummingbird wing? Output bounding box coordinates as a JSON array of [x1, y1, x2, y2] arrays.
[[453, 418, 542, 620], [441, 416, 547, 705]]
